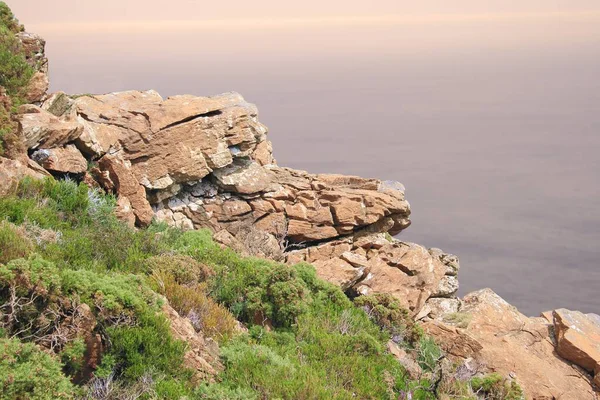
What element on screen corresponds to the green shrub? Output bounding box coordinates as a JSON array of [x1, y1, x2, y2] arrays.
[[0, 25, 33, 103], [102, 311, 188, 381], [0, 337, 77, 399], [60, 268, 159, 317], [0, 2, 23, 33], [354, 293, 423, 344], [417, 336, 443, 372], [0, 221, 33, 264], [145, 254, 213, 285], [60, 338, 86, 375]]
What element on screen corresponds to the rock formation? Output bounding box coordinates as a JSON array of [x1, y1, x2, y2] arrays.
[[5, 25, 599, 399]]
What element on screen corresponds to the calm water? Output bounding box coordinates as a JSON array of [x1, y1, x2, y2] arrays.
[[19, 11, 600, 315]]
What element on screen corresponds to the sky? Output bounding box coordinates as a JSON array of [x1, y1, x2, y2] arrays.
[[9, 1, 600, 315], [12, 1, 600, 27]]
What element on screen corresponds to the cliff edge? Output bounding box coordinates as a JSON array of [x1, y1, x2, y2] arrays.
[[1, 19, 598, 400]]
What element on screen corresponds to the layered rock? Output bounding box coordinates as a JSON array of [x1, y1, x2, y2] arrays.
[[286, 233, 459, 315], [20, 90, 411, 242]]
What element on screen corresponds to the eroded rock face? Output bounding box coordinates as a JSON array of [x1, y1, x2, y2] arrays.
[[424, 289, 599, 400], [286, 233, 458, 315]]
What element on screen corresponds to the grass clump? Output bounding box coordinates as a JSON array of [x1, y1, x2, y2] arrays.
[[470, 373, 524, 400], [149, 257, 237, 342], [443, 311, 472, 329], [0, 220, 33, 263]]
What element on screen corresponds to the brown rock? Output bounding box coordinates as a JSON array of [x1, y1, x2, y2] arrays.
[[355, 241, 448, 313], [213, 159, 273, 194], [18, 105, 82, 149], [422, 321, 482, 358], [31, 144, 87, 174], [340, 251, 370, 269], [24, 72, 49, 103], [286, 219, 339, 242], [387, 341, 422, 379], [312, 258, 365, 291], [114, 196, 136, 227], [98, 154, 153, 226], [68, 91, 272, 189], [0, 156, 48, 196], [553, 309, 600, 375]]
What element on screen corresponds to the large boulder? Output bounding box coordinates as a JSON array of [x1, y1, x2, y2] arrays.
[[31, 144, 87, 174], [553, 309, 600, 386], [17, 105, 82, 149]]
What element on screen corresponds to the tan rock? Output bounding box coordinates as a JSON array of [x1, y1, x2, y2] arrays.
[[24, 72, 49, 103], [254, 213, 287, 238], [422, 321, 483, 358], [18, 105, 83, 149], [340, 251, 370, 269], [387, 341, 422, 379], [355, 242, 448, 313], [553, 309, 600, 375], [0, 156, 48, 196], [213, 160, 273, 194], [312, 258, 365, 291], [114, 196, 136, 227], [30, 144, 87, 174], [286, 219, 339, 242], [98, 154, 153, 226], [213, 229, 249, 256], [68, 91, 271, 189]]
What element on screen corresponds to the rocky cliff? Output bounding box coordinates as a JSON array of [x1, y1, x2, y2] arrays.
[[2, 24, 599, 400]]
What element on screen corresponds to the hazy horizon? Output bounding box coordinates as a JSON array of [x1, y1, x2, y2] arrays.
[[11, 1, 600, 315]]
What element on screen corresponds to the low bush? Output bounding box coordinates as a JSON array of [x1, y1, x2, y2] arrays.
[[102, 311, 188, 382], [354, 292, 423, 344], [150, 268, 237, 342], [0, 337, 77, 399]]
